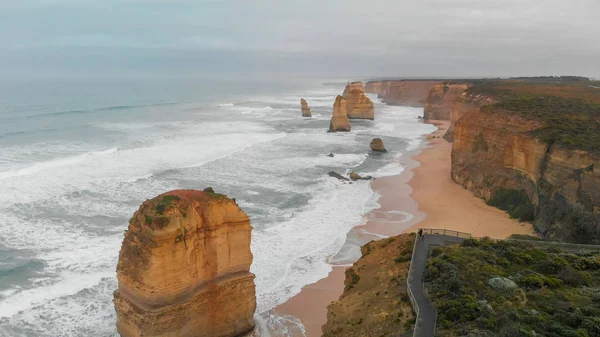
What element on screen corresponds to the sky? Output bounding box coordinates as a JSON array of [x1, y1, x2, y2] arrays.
[[1, 0, 599, 79]]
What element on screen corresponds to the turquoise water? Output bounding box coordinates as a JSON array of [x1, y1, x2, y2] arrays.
[[0, 78, 435, 336]]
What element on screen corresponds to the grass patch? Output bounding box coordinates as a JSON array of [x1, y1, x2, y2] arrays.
[[345, 268, 361, 291], [153, 195, 181, 215]]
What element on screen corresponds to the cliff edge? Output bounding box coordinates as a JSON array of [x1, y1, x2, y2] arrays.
[[423, 82, 470, 121], [322, 233, 414, 337], [365, 80, 439, 107], [451, 79, 600, 243]]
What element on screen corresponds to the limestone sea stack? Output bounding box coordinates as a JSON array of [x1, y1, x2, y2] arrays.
[[343, 83, 375, 120], [329, 95, 351, 132], [114, 189, 256, 337], [370, 138, 387, 152], [342, 81, 365, 98], [301, 98, 312, 117]]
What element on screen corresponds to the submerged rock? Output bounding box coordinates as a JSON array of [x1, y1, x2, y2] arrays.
[[328, 171, 350, 181], [349, 172, 373, 181], [114, 190, 256, 337], [329, 96, 351, 132], [327, 153, 335, 157], [370, 138, 387, 152], [349, 172, 361, 181], [301, 98, 312, 117]]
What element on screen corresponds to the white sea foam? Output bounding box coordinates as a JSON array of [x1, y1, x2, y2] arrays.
[[0, 271, 113, 318], [0, 80, 437, 336], [0, 147, 119, 180], [251, 178, 379, 312], [362, 162, 405, 178]]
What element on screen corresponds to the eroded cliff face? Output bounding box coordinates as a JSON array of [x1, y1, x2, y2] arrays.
[[445, 92, 495, 141], [301, 98, 312, 117], [365, 80, 439, 106], [114, 190, 256, 337], [344, 87, 374, 120], [329, 95, 351, 132], [451, 97, 600, 243], [423, 83, 470, 121]]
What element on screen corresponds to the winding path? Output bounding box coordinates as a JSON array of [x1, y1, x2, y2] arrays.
[[407, 232, 466, 337]]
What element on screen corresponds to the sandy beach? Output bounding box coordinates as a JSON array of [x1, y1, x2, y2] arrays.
[[276, 120, 533, 337]]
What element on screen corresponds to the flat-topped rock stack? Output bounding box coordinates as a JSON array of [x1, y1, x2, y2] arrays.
[[343, 82, 375, 120], [114, 189, 256, 337]]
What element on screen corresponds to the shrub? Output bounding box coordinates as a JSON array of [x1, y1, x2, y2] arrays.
[[395, 253, 412, 263], [557, 267, 592, 286], [461, 238, 481, 247], [487, 189, 535, 221]]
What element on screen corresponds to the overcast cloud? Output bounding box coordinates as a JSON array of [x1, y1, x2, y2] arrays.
[[1, 0, 599, 79]]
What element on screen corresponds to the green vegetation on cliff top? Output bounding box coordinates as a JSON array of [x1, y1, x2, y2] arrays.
[[426, 238, 600, 337], [466, 77, 600, 155]]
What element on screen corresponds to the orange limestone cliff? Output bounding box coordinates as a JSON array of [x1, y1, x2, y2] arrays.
[[343, 82, 375, 120], [451, 93, 600, 243], [113, 189, 256, 337], [423, 83, 470, 121], [365, 80, 439, 106], [329, 95, 351, 132], [301, 98, 312, 117]]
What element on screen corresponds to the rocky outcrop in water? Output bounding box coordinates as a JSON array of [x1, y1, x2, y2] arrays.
[[365, 80, 439, 106], [329, 96, 351, 132], [328, 171, 350, 181], [370, 138, 387, 152], [349, 172, 373, 181], [114, 189, 256, 337], [343, 83, 375, 120], [301, 98, 312, 117]]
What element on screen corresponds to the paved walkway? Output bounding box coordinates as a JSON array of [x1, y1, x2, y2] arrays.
[[408, 234, 465, 337]]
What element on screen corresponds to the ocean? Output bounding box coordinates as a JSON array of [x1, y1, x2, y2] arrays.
[[0, 78, 435, 337]]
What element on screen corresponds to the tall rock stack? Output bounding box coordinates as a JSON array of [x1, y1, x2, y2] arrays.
[[329, 95, 351, 132], [344, 87, 375, 120], [301, 98, 312, 117], [114, 189, 256, 337], [342, 81, 365, 98]]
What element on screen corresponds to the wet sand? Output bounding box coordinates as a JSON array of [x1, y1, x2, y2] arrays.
[[275, 120, 533, 337]]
